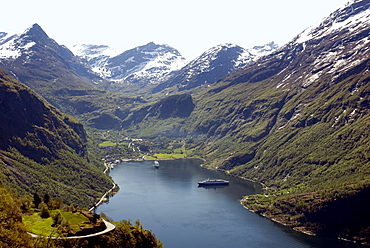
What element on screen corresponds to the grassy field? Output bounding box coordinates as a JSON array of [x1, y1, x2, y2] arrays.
[[98, 141, 130, 147], [146, 153, 186, 160], [59, 211, 89, 227], [22, 210, 90, 237], [98, 141, 118, 147], [23, 213, 55, 236]]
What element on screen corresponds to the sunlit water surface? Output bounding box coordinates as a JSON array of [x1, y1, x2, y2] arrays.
[[98, 159, 360, 248]]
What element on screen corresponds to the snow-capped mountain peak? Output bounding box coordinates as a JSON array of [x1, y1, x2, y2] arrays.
[[0, 28, 31, 60], [72, 42, 188, 88], [185, 43, 252, 76], [254, 0, 370, 90], [70, 43, 126, 78], [0, 23, 103, 102], [184, 41, 279, 76], [0, 24, 55, 60], [151, 41, 279, 93], [22, 23, 47, 39]]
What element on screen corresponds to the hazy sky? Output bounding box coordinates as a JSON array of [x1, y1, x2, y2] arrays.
[[3, 0, 349, 60]]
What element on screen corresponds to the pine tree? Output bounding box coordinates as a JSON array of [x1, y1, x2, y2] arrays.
[[43, 193, 50, 205], [33, 192, 42, 209]]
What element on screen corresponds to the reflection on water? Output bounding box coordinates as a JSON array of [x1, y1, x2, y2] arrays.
[[198, 185, 229, 189], [98, 159, 361, 248]]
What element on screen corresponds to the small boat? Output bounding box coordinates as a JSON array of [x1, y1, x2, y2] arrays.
[[153, 160, 159, 168], [198, 179, 229, 186]]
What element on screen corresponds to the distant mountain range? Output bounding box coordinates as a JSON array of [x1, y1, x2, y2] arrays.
[[72, 41, 278, 93], [71, 42, 187, 91], [151, 42, 278, 93], [0, 23, 279, 97]]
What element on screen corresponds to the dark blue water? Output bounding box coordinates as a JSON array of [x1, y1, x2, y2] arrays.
[[97, 159, 361, 248]]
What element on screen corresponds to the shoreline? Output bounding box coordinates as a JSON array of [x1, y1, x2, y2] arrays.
[[239, 199, 316, 236], [89, 182, 117, 212], [89, 162, 118, 212], [239, 199, 364, 246]]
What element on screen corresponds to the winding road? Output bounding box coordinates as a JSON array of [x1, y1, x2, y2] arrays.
[[89, 161, 117, 212], [88, 182, 117, 212], [28, 219, 116, 239]]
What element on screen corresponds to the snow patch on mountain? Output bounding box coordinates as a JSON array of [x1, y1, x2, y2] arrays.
[[272, 0, 370, 90], [184, 42, 276, 77], [151, 41, 280, 93], [248, 41, 280, 57], [72, 43, 123, 58], [0, 29, 36, 59], [126, 50, 187, 83], [296, 0, 370, 43], [71, 43, 125, 78], [232, 41, 279, 68], [187, 43, 241, 75]]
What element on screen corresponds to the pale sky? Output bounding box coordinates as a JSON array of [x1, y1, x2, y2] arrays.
[[3, 0, 349, 60]]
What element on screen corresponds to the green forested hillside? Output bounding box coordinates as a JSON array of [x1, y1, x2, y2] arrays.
[[121, 94, 195, 137], [191, 63, 370, 185], [183, 60, 370, 241], [0, 180, 162, 248], [0, 69, 112, 207], [0, 180, 32, 248]]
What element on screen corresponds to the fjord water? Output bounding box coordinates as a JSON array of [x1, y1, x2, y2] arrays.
[[98, 159, 359, 248]]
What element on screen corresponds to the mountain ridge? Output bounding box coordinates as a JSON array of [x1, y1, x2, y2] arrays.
[[151, 42, 279, 93], [72, 41, 187, 93], [0, 23, 107, 113], [0, 69, 112, 207], [72, 41, 279, 94]]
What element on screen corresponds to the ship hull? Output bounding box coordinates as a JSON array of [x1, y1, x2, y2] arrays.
[[198, 179, 229, 186]]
